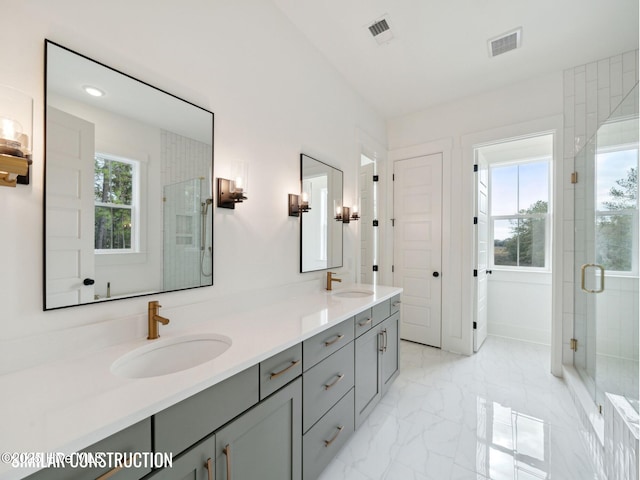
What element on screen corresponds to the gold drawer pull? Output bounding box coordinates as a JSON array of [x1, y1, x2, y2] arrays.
[[324, 373, 345, 390], [204, 457, 213, 480], [392, 300, 401, 307], [270, 359, 301, 379], [96, 458, 132, 480], [324, 425, 345, 447], [358, 317, 372, 327], [223, 444, 231, 480], [324, 334, 344, 347]]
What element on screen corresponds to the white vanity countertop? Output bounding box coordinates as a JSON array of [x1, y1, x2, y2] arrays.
[[0, 284, 402, 480]]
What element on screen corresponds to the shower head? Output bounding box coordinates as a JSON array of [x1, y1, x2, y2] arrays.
[[202, 197, 213, 215]]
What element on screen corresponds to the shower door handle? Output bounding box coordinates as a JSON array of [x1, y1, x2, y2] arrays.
[[580, 264, 605, 293]]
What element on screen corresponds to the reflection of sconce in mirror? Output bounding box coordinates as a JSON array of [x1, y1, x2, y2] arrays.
[[288, 192, 311, 217], [335, 205, 360, 223], [217, 162, 248, 209], [0, 86, 32, 188]]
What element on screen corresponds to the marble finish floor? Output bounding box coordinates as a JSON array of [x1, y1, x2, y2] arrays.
[[319, 336, 600, 480]]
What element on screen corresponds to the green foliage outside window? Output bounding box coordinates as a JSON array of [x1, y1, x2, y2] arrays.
[[596, 166, 637, 271], [494, 201, 547, 267], [94, 156, 134, 250]]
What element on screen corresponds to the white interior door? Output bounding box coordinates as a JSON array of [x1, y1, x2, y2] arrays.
[[474, 154, 489, 351], [45, 107, 95, 308], [393, 154, 443, 347]]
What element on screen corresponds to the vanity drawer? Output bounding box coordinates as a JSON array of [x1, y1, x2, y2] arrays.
[[354, 308, 373, 338], [303, 342, 354, 432], [26, 419, 152, 480], [154, 365, 258, 456], [303, 317, 354, 371], [259, 343, 302, 399], [390, 294, 402, 315], [372, 299, 390, 326], [303, 388, 354, 480]]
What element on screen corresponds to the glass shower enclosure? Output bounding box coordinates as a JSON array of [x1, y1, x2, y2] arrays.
[[574, 83, 639, 412], [163, 178, 213, 291]]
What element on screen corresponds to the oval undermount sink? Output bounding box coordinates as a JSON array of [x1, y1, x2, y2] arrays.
[[111, 333, 232, 379], [332, 289, 374, 298]]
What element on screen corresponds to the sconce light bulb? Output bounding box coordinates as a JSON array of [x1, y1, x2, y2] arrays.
[[0, 117, 21, 141], [352, 205, 358, 214], [336, 206, 342, 216], [301, 191, 309, 203]]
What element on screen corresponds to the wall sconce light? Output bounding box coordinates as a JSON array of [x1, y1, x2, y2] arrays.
[[0, 86, 33, 188], [217, 162, 248, 209], [335, 205, 360, 224], [288, 192, 311, 217]]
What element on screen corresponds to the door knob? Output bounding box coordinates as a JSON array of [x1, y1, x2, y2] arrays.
[[432, 272, 440, 278], [83, 278, 95, 285]]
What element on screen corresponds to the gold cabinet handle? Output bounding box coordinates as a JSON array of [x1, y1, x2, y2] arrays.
[[324, 425, 345, 447], [204, 458, 213, 480], [324, 334, 344, 347], [96, 458, 131, 480], [358, 317, 372, 327], [324, 373, 345, 390], [392, 301, 401, 307], [223, 444, 231, 480], [383, 328, 388, 352], [378, 331, 385, 352], [581, 263, 605, 293], [270, 359, 301, 379]]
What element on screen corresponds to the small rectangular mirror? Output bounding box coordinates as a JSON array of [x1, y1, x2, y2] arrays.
[[300, 154, 343, 272], [44, 41, 214, 309]]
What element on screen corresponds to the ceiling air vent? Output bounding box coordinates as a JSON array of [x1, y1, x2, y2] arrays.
[[488, 28, 522, 57], [368, 16, 394, 45]]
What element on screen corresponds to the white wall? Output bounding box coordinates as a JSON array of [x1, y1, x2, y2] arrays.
[[387, 71, 564, 356], [487, 272, 552, 344], [0, 0, 385, 374]]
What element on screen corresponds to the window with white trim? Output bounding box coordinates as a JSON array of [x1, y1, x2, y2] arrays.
[[490, 159, 550, 269], [94, 153, 139, 252]]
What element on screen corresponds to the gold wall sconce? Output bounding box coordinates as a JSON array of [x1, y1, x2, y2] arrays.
[[217, 162, 248, 209], [288, 192, 311, 217], [334, 206, 360, 224], [0, 86, 33, 187]]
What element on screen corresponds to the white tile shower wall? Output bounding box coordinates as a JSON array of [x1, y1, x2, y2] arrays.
[[160, 132, 213, 289], [160, 131, 212, 188], [605, 393, 639, 480], [561, 49, 639, 362]]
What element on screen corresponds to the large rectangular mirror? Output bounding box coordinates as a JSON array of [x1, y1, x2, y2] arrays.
[[300, 154, 343, 272], [44, 41, 214, 310]]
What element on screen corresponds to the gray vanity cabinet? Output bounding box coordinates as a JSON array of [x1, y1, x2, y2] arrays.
[[24, 419, 152, 480], [381, 312, 400, 395], [354, 325, 382, 428], [144, 434, 216, 480], [215, 378, 302, 480], [354, 309, 400, 428]]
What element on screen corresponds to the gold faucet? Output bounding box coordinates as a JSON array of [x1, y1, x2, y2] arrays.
[[326, 272, 342, 291], [148, 301, 170, 340]]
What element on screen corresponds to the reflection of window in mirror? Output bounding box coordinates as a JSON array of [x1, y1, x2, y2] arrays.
[[94, 153, 139, 253]]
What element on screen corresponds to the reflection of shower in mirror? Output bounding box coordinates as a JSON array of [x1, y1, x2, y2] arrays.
[[200, 198, 213, 277]]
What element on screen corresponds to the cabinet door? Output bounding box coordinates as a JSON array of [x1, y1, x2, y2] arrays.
[[146, 434, 216, 480], [216, 378, 301, 480], [354, 326, 382, 428], [381, 312, 400, 395], [25, 419, 152, 480]]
